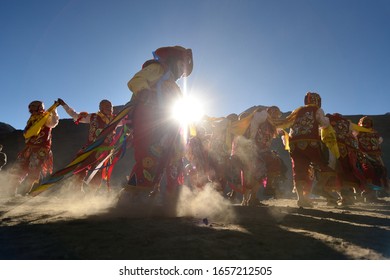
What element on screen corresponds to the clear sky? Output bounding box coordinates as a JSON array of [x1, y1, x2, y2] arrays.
[[1, 0, 390, 130]]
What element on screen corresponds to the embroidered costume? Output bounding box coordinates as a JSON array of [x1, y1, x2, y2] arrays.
[[12, 101, 59, 194], [273, 92, 338, 207], [251, 107, 287, 199], [356, 116, 389, 197], [124, 46, 193, 198], [327, 113, 373, 204], [61, 99, 118, 191]]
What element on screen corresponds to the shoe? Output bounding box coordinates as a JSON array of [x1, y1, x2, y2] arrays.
[[248, 198, 266, 206], [227, 191, 236, 200], [326, 199, 338, 206], [361, 191, 380, 203], [337, 198, 354, 206], [297, 199, 313, 208]]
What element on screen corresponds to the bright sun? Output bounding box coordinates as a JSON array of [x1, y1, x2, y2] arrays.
[[171, 95, 204, 125]]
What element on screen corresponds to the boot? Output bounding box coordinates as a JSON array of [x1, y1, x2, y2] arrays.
[[295, 181, 313, 208]]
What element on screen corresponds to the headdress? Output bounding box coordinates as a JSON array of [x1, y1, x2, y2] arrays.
[[304, 92, 321, 107], [28, 100, 44, 113], [153, 46, 193, 77]]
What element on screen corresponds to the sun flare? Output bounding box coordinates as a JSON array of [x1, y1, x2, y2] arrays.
[[172, 95, 204, 125]]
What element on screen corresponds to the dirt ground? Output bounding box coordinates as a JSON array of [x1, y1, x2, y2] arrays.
[[0, 181, 389, 261]]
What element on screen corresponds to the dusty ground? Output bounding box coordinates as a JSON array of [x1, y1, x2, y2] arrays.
[[0, 182, 389, 260]]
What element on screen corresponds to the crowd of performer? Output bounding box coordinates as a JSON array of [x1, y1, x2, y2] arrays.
[[2, 45, 389, 209]]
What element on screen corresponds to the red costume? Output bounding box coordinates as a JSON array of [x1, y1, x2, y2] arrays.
[[61, 99, 119, 191], [275, 92, 337, 207], [12, 101, 59, 194], [327, 113, 372, 204], [251, 107, 287, 198], [356, 116, 389, 196], [125, 46, 193, 196], [228, 107, 285, 205], [328, 114, 363, 186]]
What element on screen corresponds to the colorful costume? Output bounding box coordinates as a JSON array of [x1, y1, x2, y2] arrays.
[[61, 100, 118, 190], [274, 92, 337, 207], [327, 113, 372, 204], [356, 116, 389, 197], [250, 107, 287, 198], [230, 107, 286, 205], [125, 46, 193, 196], [11, 101, 59, 194]]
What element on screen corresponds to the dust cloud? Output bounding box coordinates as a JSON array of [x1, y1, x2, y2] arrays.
[[176, 183, 237, 223], [1, 170, 237, 224]]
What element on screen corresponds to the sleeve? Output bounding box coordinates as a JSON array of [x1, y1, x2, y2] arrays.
[[350, 122, 373, 133], [62, 104, 91, 123], [321, 124, 340, 158], [127, 63, 165, 95], [316, 108, 330, 128], [45, 109, 59, 128]]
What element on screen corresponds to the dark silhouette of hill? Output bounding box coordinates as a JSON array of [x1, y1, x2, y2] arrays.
[[0, 122, 15, 136]]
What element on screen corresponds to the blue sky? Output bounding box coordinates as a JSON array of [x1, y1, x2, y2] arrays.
[[1, 0, 390, 129]]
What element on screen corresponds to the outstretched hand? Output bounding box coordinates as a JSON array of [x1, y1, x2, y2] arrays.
[[57, 98, 66, 106]]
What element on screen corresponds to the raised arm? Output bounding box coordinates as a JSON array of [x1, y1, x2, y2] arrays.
[[58, 98, 91, 123]]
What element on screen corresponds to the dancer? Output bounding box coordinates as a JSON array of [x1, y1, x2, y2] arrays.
[[274, 92, 338, 207], [120, 46, 193, 207], [355, 116, 390, 200], [58, 98, 124, 193], [10, 100, 59, 195]]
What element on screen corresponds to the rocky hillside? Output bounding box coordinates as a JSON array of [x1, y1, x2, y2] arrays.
[[1, 110, 389, 189]]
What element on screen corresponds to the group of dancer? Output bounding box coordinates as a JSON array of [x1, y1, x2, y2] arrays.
[[185, 91, 389, 208], [4, 45, 389, 208]]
